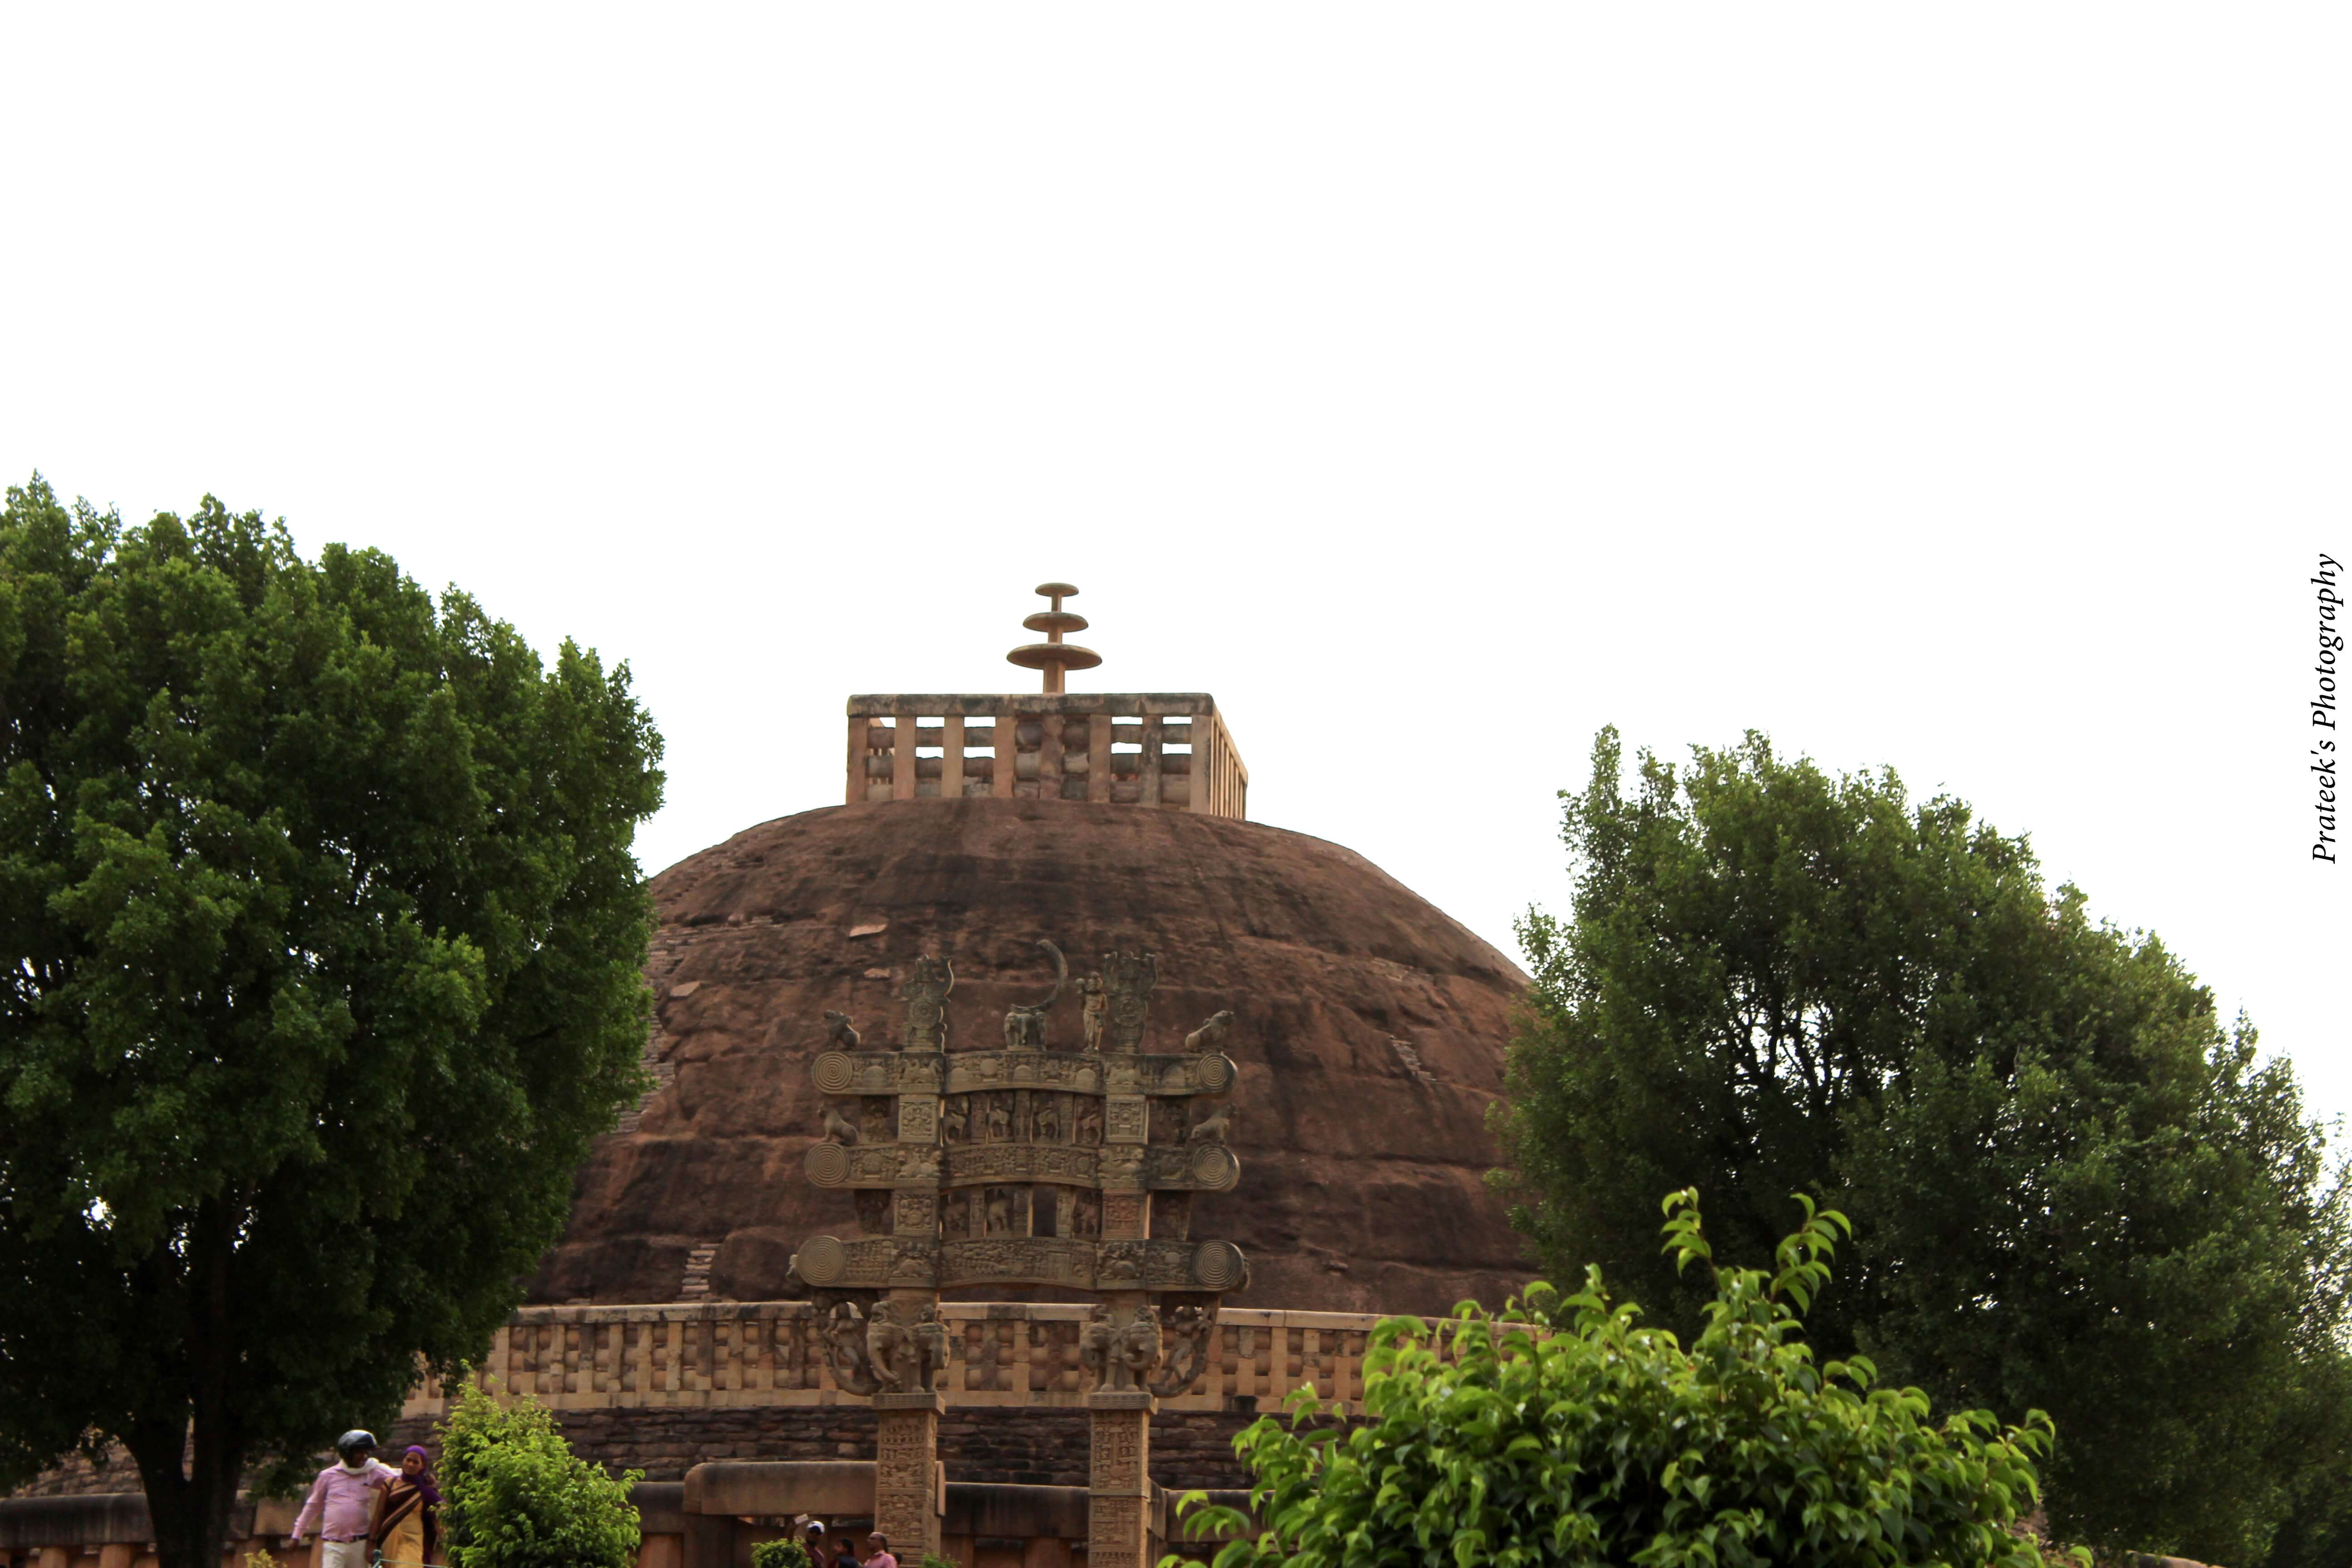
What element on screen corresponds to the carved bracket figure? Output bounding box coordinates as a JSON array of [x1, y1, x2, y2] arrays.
[[1149, 1298, 1220, 1397], [814, 1290, 886, 1395]]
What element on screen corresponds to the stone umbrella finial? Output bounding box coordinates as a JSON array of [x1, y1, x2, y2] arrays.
[[1007, 581, 1103, 694]]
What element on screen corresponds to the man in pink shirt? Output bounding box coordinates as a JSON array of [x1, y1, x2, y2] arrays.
[[291, 1430, 397, 1568], [864, 1533, 898, 1568]]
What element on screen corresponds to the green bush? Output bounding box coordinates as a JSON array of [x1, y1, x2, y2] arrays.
[[754, 1540, 814, 1568], [438, 1380, 643, 1568], [1171, 1191, 2076, 1568]]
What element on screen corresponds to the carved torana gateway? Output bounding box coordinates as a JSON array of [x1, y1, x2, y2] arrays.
[[0, 577, 1539, 1568], [793, 941, 1247, 1567]]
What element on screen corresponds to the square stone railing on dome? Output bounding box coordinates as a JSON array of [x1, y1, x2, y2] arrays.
[[397, 1301, 1416, 1420], [844, 695, 1248, 819]]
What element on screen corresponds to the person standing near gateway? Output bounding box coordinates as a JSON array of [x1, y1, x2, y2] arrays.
[[371, 1446, 441, 1568], [290, 1430, 398, 1568]]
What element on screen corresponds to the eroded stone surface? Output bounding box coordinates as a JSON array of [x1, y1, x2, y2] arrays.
[[530, 797, 1531, 1317]]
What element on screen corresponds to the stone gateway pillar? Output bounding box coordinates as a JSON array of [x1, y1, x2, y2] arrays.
[[1086, 1386, 1156, 1568], [871, 1389, 946, 1556]]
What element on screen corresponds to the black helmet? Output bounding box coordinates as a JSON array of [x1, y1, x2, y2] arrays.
[[336, 1430, 377, 1458]]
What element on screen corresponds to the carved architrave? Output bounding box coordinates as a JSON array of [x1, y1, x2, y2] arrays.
[[941, 1142, 1095, 1186], [938, 1050, 1234, 1098], [938, 1236, 1098, 1288], [945, 1050, 1096, 1094], [813, 1050, 949, 1097], [806, 1142, 949, 1189], [794, 1235, 940, 1289], [867, 1235, 1247, 1291], [1156, 1142, 1240, 1191]]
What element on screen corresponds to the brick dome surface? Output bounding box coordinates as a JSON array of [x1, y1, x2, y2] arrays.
[[530, 797, 1533, 1317]]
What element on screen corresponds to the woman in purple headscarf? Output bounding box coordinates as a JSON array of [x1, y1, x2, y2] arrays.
[[370, 1446, 441, 1567]]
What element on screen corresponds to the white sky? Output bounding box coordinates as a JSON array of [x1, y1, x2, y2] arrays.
[[4, 8, 2345, 1132]]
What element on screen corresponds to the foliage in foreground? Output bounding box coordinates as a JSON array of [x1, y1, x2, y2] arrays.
[[1171, 1191, 2068, 1568], [1497, 726, 2352, 1561], [438, 1381, 643, 1568], [752, 1539, 814, 1568], [0, 477, 665, 1568]]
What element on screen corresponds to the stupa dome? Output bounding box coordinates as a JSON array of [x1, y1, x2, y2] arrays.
[[531, 796, 1532, 1317]]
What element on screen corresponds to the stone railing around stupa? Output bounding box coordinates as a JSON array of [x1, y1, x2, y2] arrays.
[[397, 1299, 1388, 1421], [845, 695, 1247, 818]]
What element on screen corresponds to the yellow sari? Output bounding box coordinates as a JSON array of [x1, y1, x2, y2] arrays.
[[372, 1475, 437, 1568]]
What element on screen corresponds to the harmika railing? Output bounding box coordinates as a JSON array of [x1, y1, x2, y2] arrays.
[[844, 695, 1247, 819]]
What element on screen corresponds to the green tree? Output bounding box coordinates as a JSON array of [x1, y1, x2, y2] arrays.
[[437, 1382, 642, 1568], [1173, 1191, 2067, 1568], [752, 1539, 815, 1568], [1496, 727, 2352, 1561], [0, 478, 664, 1568]]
